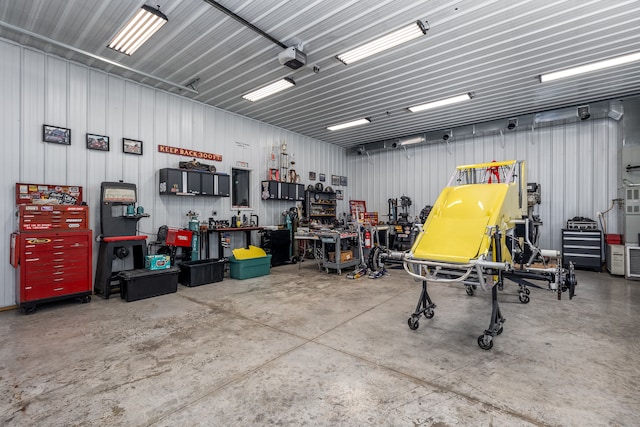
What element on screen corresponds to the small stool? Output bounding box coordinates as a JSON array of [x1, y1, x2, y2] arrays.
[[94, 235, 148, 299]]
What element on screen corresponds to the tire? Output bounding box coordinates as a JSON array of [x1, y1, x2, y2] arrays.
[[367, 246, 384, 271]]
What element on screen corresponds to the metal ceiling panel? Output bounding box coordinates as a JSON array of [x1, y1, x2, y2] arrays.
[[1, 0, 639, 149]]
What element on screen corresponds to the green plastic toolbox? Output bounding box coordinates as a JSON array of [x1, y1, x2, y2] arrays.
[[229, 255, 272, 279]]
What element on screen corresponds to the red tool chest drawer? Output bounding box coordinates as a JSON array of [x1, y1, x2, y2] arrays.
[[18, 205, 89, 231], [11, 230, 92, 314], [22, 234, 90, 252], [23, 278, 90, 302]]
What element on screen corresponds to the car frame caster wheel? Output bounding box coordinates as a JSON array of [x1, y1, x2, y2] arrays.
[[407, 317, 419, 330], [519, 293, 530, 304], [465, 285, 474, 296], [424, 308, 435, 319], [477, 334, 493, 350]]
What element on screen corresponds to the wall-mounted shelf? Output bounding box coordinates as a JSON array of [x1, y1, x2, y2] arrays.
[[305, 190, 336, 224], [159, 168, 229, 197]]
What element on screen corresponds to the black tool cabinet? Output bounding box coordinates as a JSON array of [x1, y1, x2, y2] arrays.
[[561, 229, 602, 271], [159, 168, 229, 196], [260, 229, 291, 266]]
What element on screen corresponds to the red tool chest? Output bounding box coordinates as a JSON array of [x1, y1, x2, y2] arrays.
[[11, 231, 93, 312], [10, 183, 92, 314]]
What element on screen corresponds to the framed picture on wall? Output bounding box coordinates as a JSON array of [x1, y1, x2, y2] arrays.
[[123, 138, 143, 155], [43, 124, 71, 145], [340, 176, 347, 186], [309, 171, 316, 181], [319, 173, 326, 182], [86, 133, 109, 151], [336, 190, 343, 200], [331, 175, 340, 186]]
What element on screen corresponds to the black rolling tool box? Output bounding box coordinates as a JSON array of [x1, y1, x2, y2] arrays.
[[118, 267, 180, 302]]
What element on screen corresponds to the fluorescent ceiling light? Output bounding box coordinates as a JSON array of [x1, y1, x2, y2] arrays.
[[408, 93, 473, 113], [399, 135, 426, 146], [108, 5, 168, 56], [327, 118, 371, 131], [242, 78, 296, 102], [540, 51, 640, 83], [336, 20, 428, 65]]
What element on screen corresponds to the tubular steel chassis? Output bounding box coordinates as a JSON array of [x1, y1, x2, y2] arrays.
[[376, 221, 576, 350]]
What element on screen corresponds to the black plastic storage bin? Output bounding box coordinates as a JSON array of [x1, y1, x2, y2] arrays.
[[118, 267, 180, 302], [178, 258, 225, 287]]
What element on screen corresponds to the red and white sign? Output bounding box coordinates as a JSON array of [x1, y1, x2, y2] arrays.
[[158, 145, 222, 162]]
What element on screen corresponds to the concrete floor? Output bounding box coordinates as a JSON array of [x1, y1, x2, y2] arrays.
[[1, 262, 639, 426]]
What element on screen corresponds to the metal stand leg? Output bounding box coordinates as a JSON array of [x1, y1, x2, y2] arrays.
[[407, 280, 437, 330], [477, 284, 505, 350]]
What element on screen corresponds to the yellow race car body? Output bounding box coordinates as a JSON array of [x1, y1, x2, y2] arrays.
[[409, 160, 526, 269]]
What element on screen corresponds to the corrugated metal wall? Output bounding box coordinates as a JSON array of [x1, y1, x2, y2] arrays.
[[0, 38, 348, 309], [0, 36, 624, 308], [347, 118, 621, 251]]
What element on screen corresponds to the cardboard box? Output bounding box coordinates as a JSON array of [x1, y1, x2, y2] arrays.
[[145, 254, 171, 270], [328, 250, 353, 263], [229, 255, 271, 279]]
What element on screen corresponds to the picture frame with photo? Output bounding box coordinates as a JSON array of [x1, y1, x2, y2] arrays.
[[43, 124, 71, 145], [309, 171, 316, 181], [86, 133, 109, 151], [331, 175, 340, 186], [319, 173, 326, 182], [340, 176, 348, 186], [336, 190, 343, 200], [123, 138, 143, 155]]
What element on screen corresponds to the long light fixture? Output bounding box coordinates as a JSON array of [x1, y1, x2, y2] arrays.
[[399, 135, 426, 146], [108, 5, 168, 55], [327, 118, 371, 131], [540, 51, 640, 83], [336, 20, 428, 65], [242, 78, 296, 102], [408, 93, 473, 113]]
